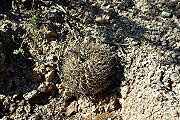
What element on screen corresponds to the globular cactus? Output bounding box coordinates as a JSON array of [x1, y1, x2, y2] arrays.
[[62, 42, 118, 95]]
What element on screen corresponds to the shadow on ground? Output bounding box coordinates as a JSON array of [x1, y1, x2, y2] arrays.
[[0, 21, 57, 118]]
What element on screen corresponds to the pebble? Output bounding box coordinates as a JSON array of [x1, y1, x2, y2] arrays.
[[24, 103, 31, 113], [3, 98, 11, 112], [148, 71, 154, 78], [121, 86, 130, 99], [0, 14, 3, 20], [161, 11, 172, 17], [0, 94, 6, 102], [0, 116, 9, 120], [9, 103, 16, 113], [23, 90, 38, 100], [62, 89, 73, 101], [45, 70, 55, 82], [37, 82, 56, 93], [47, 9, 58, 20], [107, 118, 112, 120], [45, 31, 57, 38], [65, 101, 78, 116], [170, 73, 180, 82]]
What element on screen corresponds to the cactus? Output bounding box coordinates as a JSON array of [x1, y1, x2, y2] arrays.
[[62, 42, 117, 95]]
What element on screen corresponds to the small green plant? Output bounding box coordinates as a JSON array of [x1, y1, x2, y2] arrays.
[[29, 15, 39, 40], [26, 10, 41, 48], [12, 34, 25, 56], [13, 9, 41, 56], [13, 47, 25, 55]]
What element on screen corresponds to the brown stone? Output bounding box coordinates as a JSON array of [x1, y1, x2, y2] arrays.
[[65, 101, 78, 116]]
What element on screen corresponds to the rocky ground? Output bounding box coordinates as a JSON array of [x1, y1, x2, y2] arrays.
[[0, 0, 179, 120]]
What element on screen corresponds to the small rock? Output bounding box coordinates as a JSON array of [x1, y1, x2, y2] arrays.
[[0, 116, 10, 120], [95, 15, 110, 22], [63, 89, 73, 101], [161, 11, 172, 17], [38, 64, 47, 75], [121, 86, 129, 99], [12, 94, 19, 99], [3, 15, 9, 20], [45, 70, 55, 82], [1, 20, 12, 30], [24, 103, 31, 113], [45, 31, 57, 38], [0, 94, 6, 102], [47, 9, 58, 20], [9, 103, 16, 113], [28, 114, 42, 120], [148, 71, 154, 78], [156, 3, 162, 8], [0, 14, 3, 20], [37, 82, 56, 92], [23, 90, 38, 100], [56, 83, 65, 89], [46, 66, 53, 72], [65, 101, 78, 116], [170, 73, 180, 82], [107, 118, 112, 120], [51, 41, 58, 48], [3, 98, 11, 112], [46, 56, 57, 62]]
